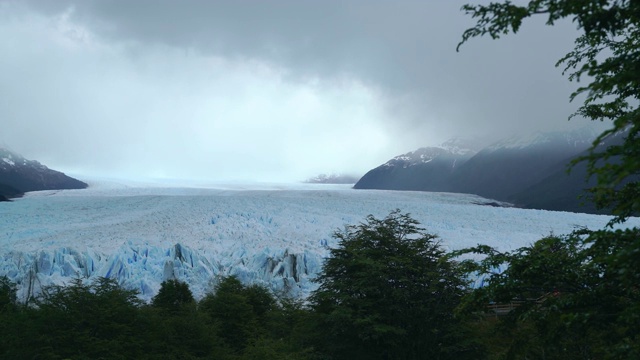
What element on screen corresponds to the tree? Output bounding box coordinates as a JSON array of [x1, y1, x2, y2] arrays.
[[455, 230, 640, 359], [144, 279, 224, 359], [199, 276, 265, 353], [457, 4, 640, 357], [0, 277, 18, 356], [309, 210, 480, 360], [23, 277, 144, 359], [151, 279, 195, 313], [458, 0, 640, 224], [196, 276, 316, 358], [0, 276, 16, 310]]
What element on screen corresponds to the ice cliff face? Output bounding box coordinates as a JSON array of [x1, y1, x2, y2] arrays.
[[4, 242, 319, 302]]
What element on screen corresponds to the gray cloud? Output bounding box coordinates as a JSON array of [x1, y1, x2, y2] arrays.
[[1, 0, 596, 181]]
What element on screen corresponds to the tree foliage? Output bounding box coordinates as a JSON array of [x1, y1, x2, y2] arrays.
[[22, 277, 144, 359], [198, 276, 315, 358], [0, 275, 315, 359], [455, 230, 640, 359], [200, 276, 262, 352], [0, 276, 16, 312], [151, 278, 196, 313], [310, 210, 480, 360], [458, 4, 640, 357], [459, 0, 640, 223], [0, 276, 18, 355]]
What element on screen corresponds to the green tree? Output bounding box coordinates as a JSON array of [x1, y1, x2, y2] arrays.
[[455, 230, 640, 359], [198, 276, 316, 358], [253, 296, 318, 360], [151, 278, 196, 313], [0, 276, 18, 356], [0, 276, 16, 312], [458, 0, 640, 224], [310, 210, 480, 360], [458, 4, 640, 357], [141, 303, 223, 359], [22, 277, 144, 359], [199, 276, 263, 353], [143, 278, 225, 359]]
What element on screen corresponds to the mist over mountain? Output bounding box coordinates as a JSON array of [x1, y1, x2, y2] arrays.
[[304, 173, 360, 184], [509, 129, 630, 213], [355, 128, 606, 213], [0, 147, 88, 200]]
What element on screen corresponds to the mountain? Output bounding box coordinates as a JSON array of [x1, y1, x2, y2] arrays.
[[509, 129, 629, 213], [354, 138, 486, 192], [0, 147, 88, 199], [304, 173, 360, 184], [508, 157, 598, 213], [448, 128, 597, 201], [355, 128, 603, 213], [0, 183, 21, 202]]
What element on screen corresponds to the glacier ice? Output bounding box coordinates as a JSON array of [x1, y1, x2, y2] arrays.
[[1, 179, 638, 302]]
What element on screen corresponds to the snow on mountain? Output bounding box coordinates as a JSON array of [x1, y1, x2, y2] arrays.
[[381, 137, 483, 168], [382, 147, 446, 168], [486, 127, 598, 151], [0, 148, 46, 171], [354, 137, 487, 192], [0, 147, 87, 197], [1, 157, 15, 166], [304, 173, 360, 184], [2, 178, 639, 303], [439, 137, 488, 155]]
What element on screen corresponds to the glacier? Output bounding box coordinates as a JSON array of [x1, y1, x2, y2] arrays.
[[2, 177, 639, 302]]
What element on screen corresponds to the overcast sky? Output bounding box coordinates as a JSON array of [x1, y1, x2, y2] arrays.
[[0, 0, 596, 182]]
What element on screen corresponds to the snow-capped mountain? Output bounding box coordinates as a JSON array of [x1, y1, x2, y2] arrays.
[[382, 137, 485, 168], [485, 127, 597, 151], [304, 173, 360, 184], [354, 138, 485, 192], [355, 128, 601, 213], [0, 147, 87, 200]]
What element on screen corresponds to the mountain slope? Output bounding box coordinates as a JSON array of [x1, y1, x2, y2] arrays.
[[448, 129, 596, 201], [0, 148, 88, 198], [354, 138, 483, 192], [355, 128, 603, 213], [509, 129, 630, 213], [508, 159, 598, 213]]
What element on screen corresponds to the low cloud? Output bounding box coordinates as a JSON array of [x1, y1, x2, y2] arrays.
[[1, 1, 594, 181]]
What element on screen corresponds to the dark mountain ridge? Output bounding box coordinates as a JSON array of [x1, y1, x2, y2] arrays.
[[509, 129, 630, 214], [448, 130, 596, 201], [354, 137, 486, 192], [0, 148, 87, 200], [354, 128, 609, 214]]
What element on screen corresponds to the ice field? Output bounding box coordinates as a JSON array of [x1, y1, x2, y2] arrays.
[[2, 178, 639, 301]]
